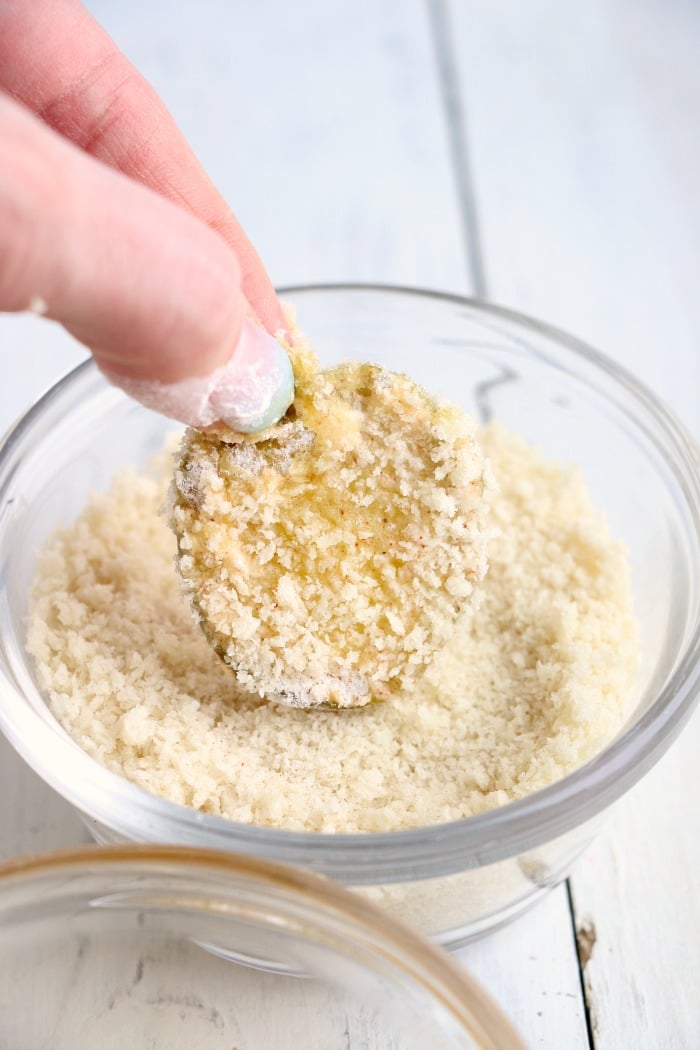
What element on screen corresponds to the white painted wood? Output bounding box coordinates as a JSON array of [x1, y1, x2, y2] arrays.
[[458, 887, 589, 1048], [1, 907, 485, 1050], [5, 2, 699, 1048], [0, 737, 88, 860], [87, 0, 470, 295], [447, 0, 700, 431], [570, 715, 700, 1048], [447, 2, 700, 1046]]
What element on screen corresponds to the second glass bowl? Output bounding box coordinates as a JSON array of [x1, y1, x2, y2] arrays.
[[0, 844, 525, 1049]]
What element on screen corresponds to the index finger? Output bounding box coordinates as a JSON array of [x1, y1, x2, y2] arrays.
[[0, 0, 285, 335]]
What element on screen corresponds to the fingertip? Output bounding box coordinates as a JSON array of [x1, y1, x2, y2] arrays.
[[103, 318, 294, 433], [209, 318, 295, 432]]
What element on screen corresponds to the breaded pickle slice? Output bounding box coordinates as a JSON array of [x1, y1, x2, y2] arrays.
[[170, 333, 488, 709]]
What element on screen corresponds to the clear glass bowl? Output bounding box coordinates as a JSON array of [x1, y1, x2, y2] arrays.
[[0, 285, 698, 947], [0, 844, 525, 1049]]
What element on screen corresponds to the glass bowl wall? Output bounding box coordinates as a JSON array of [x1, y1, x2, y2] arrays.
[[0, 286, 697, 947]]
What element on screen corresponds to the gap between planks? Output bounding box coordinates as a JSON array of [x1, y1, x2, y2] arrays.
[[427, 1, 597, 1044], [566, 880, 596, 1050], [426, 0, 487, 298]]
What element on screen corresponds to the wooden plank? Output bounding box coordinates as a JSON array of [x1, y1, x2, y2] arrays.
[[87, 0, 470, 294], [458, 886, 590, 1048], [0, 739, 89, 859], [569, 718, 700, 1047], [446, 0, 700, 428], [447, 1, 700, 1047]]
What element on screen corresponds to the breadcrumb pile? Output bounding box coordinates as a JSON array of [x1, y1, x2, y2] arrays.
[[26, 424, 638, 832], [171, 339, 487, 709]]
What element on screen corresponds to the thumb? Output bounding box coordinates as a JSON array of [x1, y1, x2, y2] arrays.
[[0, 94, 293, 432]]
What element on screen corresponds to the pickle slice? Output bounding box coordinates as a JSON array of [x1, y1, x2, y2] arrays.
[[170, 332, 488, 709]]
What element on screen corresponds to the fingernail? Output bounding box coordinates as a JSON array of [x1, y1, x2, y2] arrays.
[[102, 318, 295, 433], [208, 317, 295, 433]]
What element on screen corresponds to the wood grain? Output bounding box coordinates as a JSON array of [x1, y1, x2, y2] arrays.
[[0, 1, 698, 1047], [446, 0, 700, 430], [447, 1, 700, 1046], [89, 0, 470, 294]]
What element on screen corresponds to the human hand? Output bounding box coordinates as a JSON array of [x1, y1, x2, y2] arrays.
[[0, 0, 293, 432]]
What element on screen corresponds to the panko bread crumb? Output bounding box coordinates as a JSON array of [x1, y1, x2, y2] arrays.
[[26, 424, 638, 833], [170, 336, 488, 709]]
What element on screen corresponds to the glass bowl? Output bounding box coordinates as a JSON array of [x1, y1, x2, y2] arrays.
[[0, 285, 698, 948], [0, 844, 525, 1049]]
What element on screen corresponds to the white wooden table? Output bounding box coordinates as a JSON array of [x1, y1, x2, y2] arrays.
[[1, 3, 697, 1046]]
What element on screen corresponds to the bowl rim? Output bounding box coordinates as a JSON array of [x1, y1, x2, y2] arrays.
[[0, 843, 526, 1050], [0, 283, 698, 881]]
